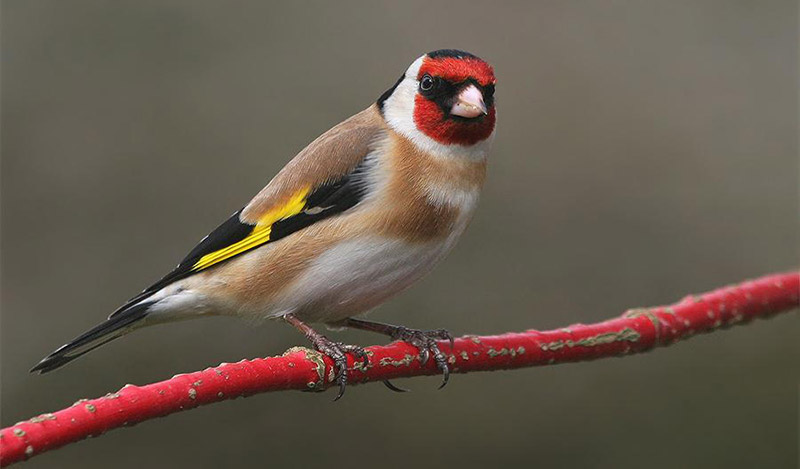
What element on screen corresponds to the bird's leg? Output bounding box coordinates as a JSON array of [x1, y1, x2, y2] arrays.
[[283, 314, 368, 401], [340, 318, 454, 389]]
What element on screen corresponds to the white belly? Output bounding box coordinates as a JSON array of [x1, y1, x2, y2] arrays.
[[268, 235, 454, 323]]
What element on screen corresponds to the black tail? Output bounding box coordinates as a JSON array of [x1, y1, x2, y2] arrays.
[[30, 301, 152, 374]]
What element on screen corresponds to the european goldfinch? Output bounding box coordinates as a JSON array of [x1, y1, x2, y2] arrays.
[[32, 49, 497, 398]]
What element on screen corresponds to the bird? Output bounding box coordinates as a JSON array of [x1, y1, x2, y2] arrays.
[[32, 49, 497, 399]]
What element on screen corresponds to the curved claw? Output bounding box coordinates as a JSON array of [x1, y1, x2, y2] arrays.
[[418, 347, 430, 365], [333, 379, 346, 401], [428, 342, 450, 390], [383, 380, 409, 393], [446, 333, 455, 350], [331, 355, 348, 401], [333, 363, 345, 383], [437, 362, 450, 389]]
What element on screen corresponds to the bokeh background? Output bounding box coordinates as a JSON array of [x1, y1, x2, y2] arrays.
[[2, 1, 797, 468]]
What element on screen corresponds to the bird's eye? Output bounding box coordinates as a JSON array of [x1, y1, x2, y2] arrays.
[[419, 75, 435, 92]]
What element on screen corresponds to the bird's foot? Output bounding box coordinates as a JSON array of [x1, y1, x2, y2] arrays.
[[283, 313, 368, 401], [390, 327, 454, 389], [309, 335, 369, 401]]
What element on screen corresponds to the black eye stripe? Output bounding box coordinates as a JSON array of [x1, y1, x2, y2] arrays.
[[419, 76, 455, 99], [426, 78, 493, 98], [415, 76, 495, 120]]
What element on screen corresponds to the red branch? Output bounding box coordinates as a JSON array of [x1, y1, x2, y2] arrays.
[[2, 272, 798, 466]]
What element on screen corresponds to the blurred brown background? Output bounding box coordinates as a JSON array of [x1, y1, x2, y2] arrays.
[[2, 1, 797, 468]]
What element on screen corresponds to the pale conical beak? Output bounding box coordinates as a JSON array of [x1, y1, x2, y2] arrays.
[[450, 84, 488, 118]]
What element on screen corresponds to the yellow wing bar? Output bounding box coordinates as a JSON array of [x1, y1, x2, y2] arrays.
[[191, 187, 310, 272]]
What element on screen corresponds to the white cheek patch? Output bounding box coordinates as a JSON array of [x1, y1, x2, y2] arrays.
[[382, 55, 494, 161], [380, 55, 424, 134], [382, 73, 419, 148]]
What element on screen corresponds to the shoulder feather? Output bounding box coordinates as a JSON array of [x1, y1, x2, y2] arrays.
[[241, 105, 385, 224]]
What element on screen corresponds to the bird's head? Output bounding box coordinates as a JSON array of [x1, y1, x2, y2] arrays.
[[378, 49, 496, 154]]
